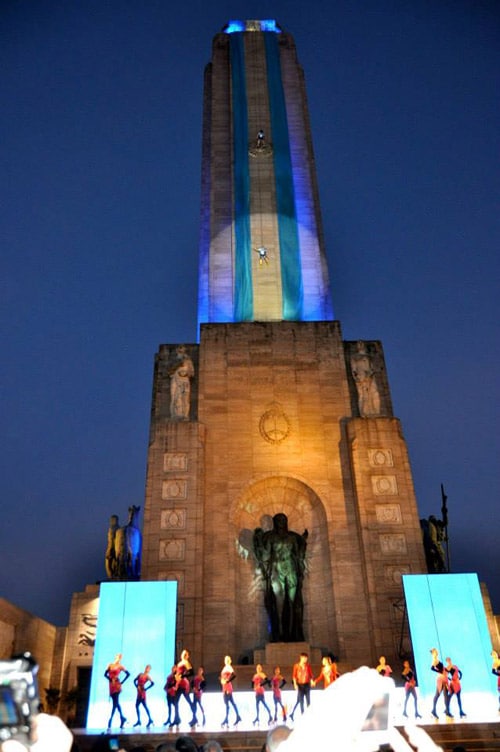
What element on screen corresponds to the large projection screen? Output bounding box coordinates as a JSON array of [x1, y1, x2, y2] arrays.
[[86, 581, 177, 729], [403, 573, 496, 712]]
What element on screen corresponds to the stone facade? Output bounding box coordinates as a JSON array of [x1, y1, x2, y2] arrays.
[[141, 321, 428, 671], [0, 598, 59, 705]]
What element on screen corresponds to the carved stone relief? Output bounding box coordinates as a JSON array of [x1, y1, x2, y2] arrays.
[[162, 479, 188, 500], [160, 508, 187, 530], [384, 565, 411, 585], [368, 449, 394, 467], [379, 533, 407, 554], [159, 538, 186, 561], [371, 475, 398, 496], [375, 503, 402, 524], [163, 453, 188, 472], [158, 570, 185, 594]]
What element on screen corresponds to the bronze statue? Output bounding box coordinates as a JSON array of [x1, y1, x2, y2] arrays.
[[421, 485, 450, 574], [105, 514, 120, 579], [107, 506, 142, 580], [253, 513, 308, 642]]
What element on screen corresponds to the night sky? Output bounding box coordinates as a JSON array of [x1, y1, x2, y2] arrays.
[[1, 1, 499, 628]]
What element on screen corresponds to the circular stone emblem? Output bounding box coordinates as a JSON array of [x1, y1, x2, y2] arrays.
[[259, 404, 291, 444]]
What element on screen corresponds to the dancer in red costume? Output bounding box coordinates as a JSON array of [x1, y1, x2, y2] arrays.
[[104, 653, 130, 729], [175, 648, 197, 727], [252, 664, 272, 726], [220, 655, 241, 728], [192, 666, 206, 726], [133, 664, 154, 727], [271, 666, 287, 722], [430, 648, 452, 719], [290, 652, 314, 720], [402, 660, 421, 719], [445, 657, 466, 718], [315, 656, 340, 688], [492, 651, 500, 712], [163, 666, 177, 727]]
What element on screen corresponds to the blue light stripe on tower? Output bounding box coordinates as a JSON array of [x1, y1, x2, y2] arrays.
[[230, 34, 253, 321], [264, 33, 303, 321]]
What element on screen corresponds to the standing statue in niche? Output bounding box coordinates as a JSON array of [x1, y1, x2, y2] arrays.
[[253, 513, 308, 642], [168, 345, 194, 421], [350, 341, 381, 417], [106, 505, 142, 580]]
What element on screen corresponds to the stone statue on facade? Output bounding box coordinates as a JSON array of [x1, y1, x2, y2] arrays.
[[253, 513, 308, 642], [106, 505, 142, 580], [168, 345, 194, 420], [350, 341, 381, 417]]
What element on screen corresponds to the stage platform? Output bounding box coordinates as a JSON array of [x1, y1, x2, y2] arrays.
[[72, 718, 500, 752]]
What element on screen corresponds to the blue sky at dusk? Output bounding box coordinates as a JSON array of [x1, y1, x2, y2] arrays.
[[1, 0, 499, 626]]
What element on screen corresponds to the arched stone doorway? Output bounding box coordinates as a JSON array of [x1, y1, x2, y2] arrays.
[[231, 475, 337, 658]]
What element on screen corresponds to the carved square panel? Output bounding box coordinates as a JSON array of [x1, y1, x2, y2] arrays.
[[162, 479, 187, 500], [163, 453, 188, 472], [158, 570, 185, 594], [384, 565, 411, 584], [159, 538, 186, 561], [375, 503, 402, 524], [371, 475, 398, 496], [379, 533, 407, 554], [160, 508, 187, 530], [368, 449, 394, 467]]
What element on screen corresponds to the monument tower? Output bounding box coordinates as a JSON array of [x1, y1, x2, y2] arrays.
[[141, 20, 427, 672]]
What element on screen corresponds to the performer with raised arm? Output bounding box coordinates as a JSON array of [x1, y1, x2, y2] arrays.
[[176, 648, 197, 727], [430, 647, 452, 719]]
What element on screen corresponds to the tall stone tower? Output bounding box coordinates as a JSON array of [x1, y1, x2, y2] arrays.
[[141, 20, 427, 672]]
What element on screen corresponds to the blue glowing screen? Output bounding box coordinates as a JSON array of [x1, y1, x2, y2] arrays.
[[86, 581, 177, 729], [403, 573, 496, 700]]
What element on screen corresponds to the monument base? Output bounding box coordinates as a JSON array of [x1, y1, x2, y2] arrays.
[[253, 642, 322, 667]]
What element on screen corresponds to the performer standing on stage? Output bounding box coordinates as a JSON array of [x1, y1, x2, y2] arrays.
[[271, 666, 287, 722], [290, 652, 314, 720], [315, 656, 340, 688], [192, 666, 206, 726], [163, 666, 177, 727], [445, 656, 466, 718], [430, 647, 452, 719], [220, 655, 242, 728], [376, 656, 393, 677], [133, 664, 154, 727], [492, 650, 500, 711], [176, 648, 197, 727], [104, 653, 130, 729], [252, 664, 272, 726], [402, 660, 421, 719]]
